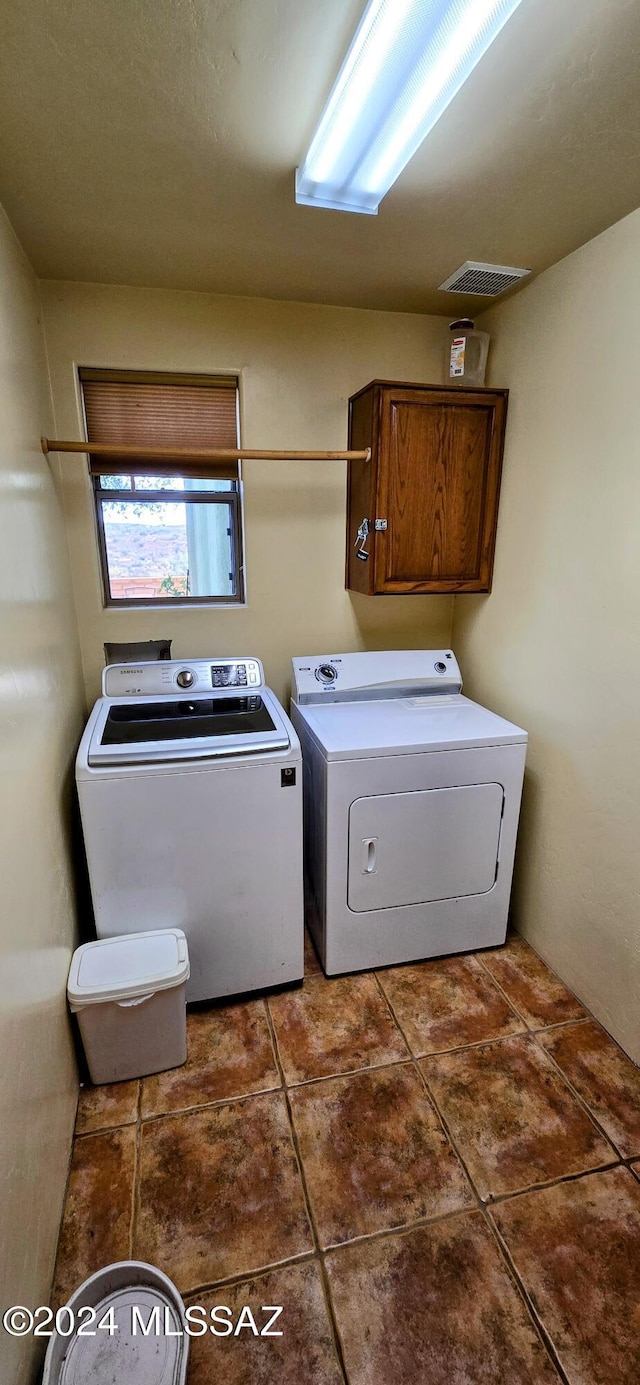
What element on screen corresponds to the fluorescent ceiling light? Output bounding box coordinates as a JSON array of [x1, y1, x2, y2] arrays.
[[296, 0, 525, 215]]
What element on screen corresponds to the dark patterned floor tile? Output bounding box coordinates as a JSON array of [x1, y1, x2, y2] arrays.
[[141, 1000, 279, 1118], [326, 1212, 560, 1384], [290, 1063, 473, 1246], [269, 974, 407, 1084], [378, 954, 524, 1055], [479, 936, 586, 1029], [51, 1126, 136, 1308], [422, 1033, 615, 1199], [492, 1166, 640, 1385], [135, 1093, 312, 1292], [538, 1019, 640, 1158], [186, 1259, 343, 1384], [75, 1079, 139, 1134]]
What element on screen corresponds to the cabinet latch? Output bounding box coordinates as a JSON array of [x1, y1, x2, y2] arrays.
[[354, 517, 370, 560], [374, 519, 388, 531]]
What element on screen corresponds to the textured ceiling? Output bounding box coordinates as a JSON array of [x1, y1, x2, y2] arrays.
[[1, 0, 639, 313]]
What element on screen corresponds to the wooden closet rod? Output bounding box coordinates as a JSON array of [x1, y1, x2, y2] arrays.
[[40, 438, 371, 462]]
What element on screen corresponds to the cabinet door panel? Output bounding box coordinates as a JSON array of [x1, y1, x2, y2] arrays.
[[375, 391, 502, 592]]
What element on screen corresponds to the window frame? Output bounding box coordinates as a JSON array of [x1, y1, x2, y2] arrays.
[[80, 369, 246, 609], [93, 478, 245, 608]]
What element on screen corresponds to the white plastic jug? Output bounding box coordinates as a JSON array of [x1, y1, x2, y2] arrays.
[[445, 319, 490, 387]]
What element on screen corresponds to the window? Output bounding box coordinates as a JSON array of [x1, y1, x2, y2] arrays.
[[80, 369, 244, 605]]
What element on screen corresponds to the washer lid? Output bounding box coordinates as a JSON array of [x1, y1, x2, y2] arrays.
[[86, 687, 290, 766], [295, 694, 527, 761], [67, 929, 190, 1007]]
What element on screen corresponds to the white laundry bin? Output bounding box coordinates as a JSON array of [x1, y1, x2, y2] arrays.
[[68, 929, 190, 1084]]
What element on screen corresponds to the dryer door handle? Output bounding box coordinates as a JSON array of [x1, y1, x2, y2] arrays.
[[361, 837, 378, 874]]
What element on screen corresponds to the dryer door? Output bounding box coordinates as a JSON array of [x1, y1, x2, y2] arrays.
[[348, 783, 503, 912]]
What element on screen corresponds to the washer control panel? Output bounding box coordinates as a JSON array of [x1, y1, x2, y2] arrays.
[[210, 661, 258, 689], [103, 657, 264, 697]]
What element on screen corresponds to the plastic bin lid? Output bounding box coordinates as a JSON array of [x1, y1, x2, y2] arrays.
[[67, 929, 190, 1007]]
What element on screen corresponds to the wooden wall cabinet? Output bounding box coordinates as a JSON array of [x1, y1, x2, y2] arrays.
[[346, 380, 508, 594]]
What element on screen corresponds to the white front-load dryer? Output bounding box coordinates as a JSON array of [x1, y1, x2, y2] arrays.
[[290, 650, 527, 975]]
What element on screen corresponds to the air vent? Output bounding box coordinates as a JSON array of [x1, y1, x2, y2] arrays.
[[438, 261, 530, 297]]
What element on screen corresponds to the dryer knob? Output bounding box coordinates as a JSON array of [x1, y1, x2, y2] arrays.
[[316, 663, 337, 684], [434, 661, 447, 673], [177, 669, 196, 688]]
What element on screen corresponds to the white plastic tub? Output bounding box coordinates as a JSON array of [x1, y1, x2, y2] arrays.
[[42, 1260, 189, 1384], [67, 930, 189, 1084]]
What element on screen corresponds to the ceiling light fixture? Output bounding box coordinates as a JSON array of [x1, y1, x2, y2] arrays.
[[296, 0, 525, 215]]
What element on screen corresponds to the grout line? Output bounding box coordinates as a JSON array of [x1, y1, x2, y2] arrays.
[[484, 1206, 572, 1385], [368, 975, 413, 1056], [286, 1056, 413, 1091], [315, 1256, 350, 1384], [137, 1079, 283, 1126], [133, 1082, 285, 1128], [180, 1249, 317, 1299], [320, 1200, 477, 1254], [529, 1016, 589, 1036], [74, 1118, 139, 1139], [263, 999, 322, 1254], [264, 997, 350, 1383], [529, 1033, 626, 1160], [130, 1079, 142, 1259], [483, 1157, 621, 1207], [389, 1029, 528, 1061], [469, 953, 530, 1028], [474, 951, 538, 1029], [261, 993, 285, 1077]]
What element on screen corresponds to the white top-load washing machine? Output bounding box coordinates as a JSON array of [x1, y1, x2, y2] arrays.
[[77, 657, 303, 1002], [290, 650, 527, 975]]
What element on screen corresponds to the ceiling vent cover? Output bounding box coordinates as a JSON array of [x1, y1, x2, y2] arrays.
[[438, 261, 530, 297]]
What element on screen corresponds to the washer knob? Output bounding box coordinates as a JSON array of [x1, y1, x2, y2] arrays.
[[316, 663, 337, 684], [176, 668, 195, 688], [434, 661, 447, 673]]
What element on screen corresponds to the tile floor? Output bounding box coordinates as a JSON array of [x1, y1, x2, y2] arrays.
[[53, 931, 640, 1384]]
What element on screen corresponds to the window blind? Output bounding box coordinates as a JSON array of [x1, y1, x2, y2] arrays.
[[79, 369, 240, 479]]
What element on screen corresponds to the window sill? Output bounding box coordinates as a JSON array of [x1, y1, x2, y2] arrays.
[[104, 600, 248, 611]]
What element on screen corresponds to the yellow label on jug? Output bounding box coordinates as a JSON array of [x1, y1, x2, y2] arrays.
[[450, 337, 466, 378]]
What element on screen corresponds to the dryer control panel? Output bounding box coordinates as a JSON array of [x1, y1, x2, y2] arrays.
[[103, 657, 264, 698], [291, 650, 462, 704]]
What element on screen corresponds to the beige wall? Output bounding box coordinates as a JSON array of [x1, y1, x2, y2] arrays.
[[40, 282, 452, 705], [453, 207, 640, 1063], [0, 210, 84, 1382]]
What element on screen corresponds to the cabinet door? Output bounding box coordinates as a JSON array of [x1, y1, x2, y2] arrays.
[[374, 387, 506, 593]]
